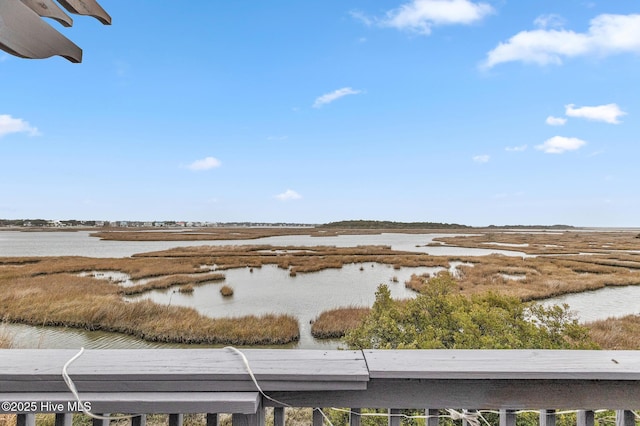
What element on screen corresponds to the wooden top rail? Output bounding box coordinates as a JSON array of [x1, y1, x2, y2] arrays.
[[1, 349, 639, 410], [0, 349, 369, 392], [364, 349, 640, 380]]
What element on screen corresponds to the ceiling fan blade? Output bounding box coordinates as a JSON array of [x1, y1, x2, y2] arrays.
[[0, 0, 82, 63], [55, 0, 111, 25], [19, 0, 73, 27]]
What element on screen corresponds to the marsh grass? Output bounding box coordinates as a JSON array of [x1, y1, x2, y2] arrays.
[[311, 307, 370, 338], [586, 315, 640, 349], [435, 230, 640, 255], [0, 271, 298, 345], [0, 325, 11, 348], [220, 285, 234, 297], [178, 284, 195, 293], [3, 230, 639, 346], [0, 415, 15, 426], [121, 272, 225, 295], [90, 226, 469, 242]]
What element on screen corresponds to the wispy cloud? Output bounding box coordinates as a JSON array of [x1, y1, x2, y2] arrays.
[[565, 103, 626, 124], [535, 136, 586, 154], [313, 87, 362, 108], [482, 13, 640, 68], [186, 156, 221, 171], [0, 114, 40, 138], [276, 189, 302, 201], [353, 0, 494, 35], [505, 145, 527, 152], [473, 154, 490, 163], [533, 14, 566, 30], [546, 116, 567, 126]]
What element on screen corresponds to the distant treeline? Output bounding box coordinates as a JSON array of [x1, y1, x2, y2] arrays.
[[318, 220, 471, 229], [486, 224, 575, 229], [319, 220, 576, 230]]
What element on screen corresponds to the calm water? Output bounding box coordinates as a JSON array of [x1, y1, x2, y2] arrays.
[[1, 230, 638, 349], [541, 286, 640, 323], [0, 230, 529, 257], [127, 263, 442, 347]]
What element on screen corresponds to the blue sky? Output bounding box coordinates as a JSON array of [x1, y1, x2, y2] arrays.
[[1, 0, 639, 226]]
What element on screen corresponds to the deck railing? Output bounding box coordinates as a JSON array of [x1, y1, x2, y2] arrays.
[[1, 349, 639, 426]]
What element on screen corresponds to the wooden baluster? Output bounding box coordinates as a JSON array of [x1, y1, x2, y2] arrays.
[[500, 409, 516, 426], [615, 410, 635, 426], [350, 408, 361, 426], [131, 414, 147, 426], [206, 413, 219, 426], [169, 413, 184, 426], [16, 414, 35, 426], [92, 414, 110, 426], [426, 409, 440, 426], [389, 408, 402, 426], [273, 407, 285, 426], [540, 410, 556, 426], [577, 411, 594, 426], [54, 413, 72, 426], [232, 409, 265, 426], [312, 409, 324, 426]]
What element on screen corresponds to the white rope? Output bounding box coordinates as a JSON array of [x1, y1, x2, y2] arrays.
[[223, 346, 336, 426], [62, 347, 138, 421]]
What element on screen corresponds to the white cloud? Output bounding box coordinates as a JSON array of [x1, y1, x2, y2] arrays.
[[186, 156, 221, 171], [0, 114, 40, 138], [473, 154, 490, 163], [276, 189, 302, 201], [565, 103, 626, 124], [354, 0, 493, 35], [534, 14, 566, 30], [505, 145, 527, 152], [482, 14, 640, 68], [535, 136, 586, 154], [313, 87, 362, 108], [546, 116, 567, 126]]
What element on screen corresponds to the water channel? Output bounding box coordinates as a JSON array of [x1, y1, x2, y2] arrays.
[[1, 230, 638, 349]]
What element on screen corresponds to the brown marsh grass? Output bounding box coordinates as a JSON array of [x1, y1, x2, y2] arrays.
[[220, 285, 234, 297], [586, 315, 640, 349], [311, 307, 370, 339], [0, 415, 15, 426], [0, 267, 298, 345], [3, 229, 639, 345], [0, 326, 11, 349], [178, 284, 195, 293], [90, 226, 471, 242], [120, 272, 225, 295], [134, 244, 449, 274], [435, 230, 640, 255]]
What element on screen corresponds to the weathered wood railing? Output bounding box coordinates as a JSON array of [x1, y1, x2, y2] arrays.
[[1, 349, 638, 425]]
